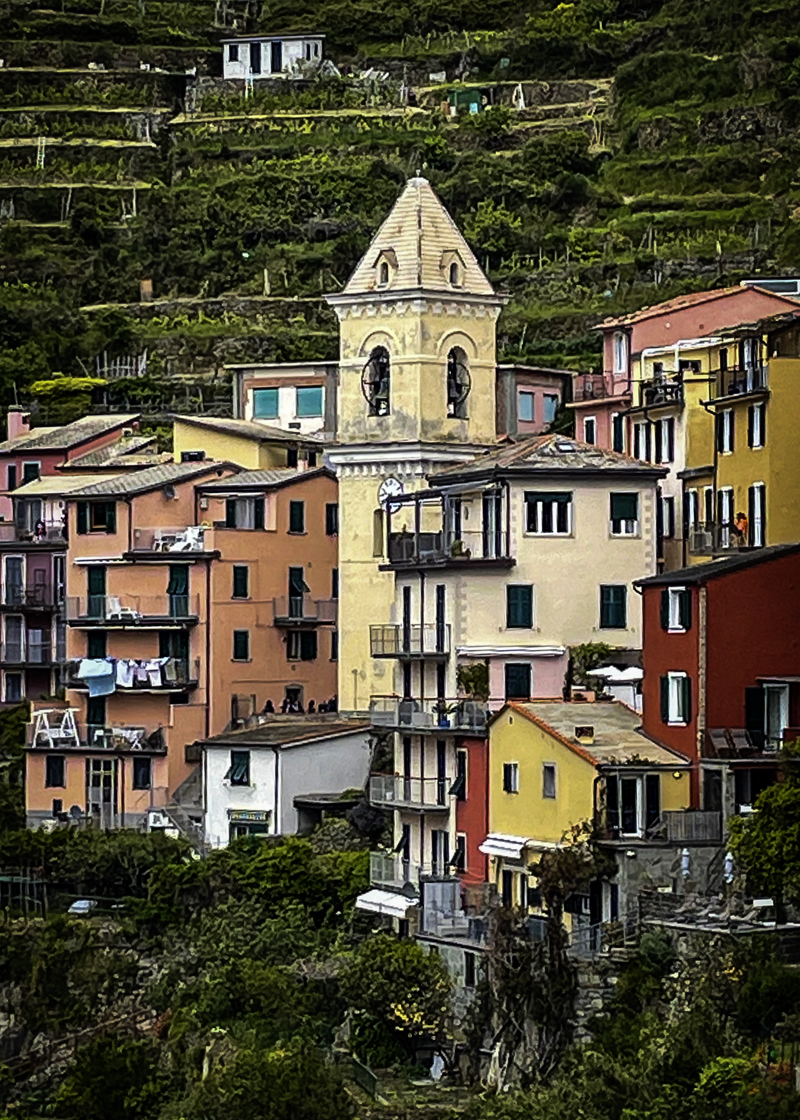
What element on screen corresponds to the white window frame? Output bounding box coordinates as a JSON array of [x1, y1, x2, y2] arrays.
[[583, 416, 597, 445], [719, 409, 734, 454], [751, 482, 765, 547], [609, 494, 639, 537], [633, 421, 651, 462], [518, 391, 535, 423], [503, 761, 519, 794], [764, 683, 789, 749], [543, 393, 559, 425], [542, 762, 557, 800], [656, 417, 674, 464], [661, 494, 675, 539], [750, 402, 765, 449], [613, 331, 628, 374], [667, 587, 687, 632], [2, 670, 24, 703], [718, 487, 734, 548], [688, 490, 699, 529], [525, 494, 572, 536], [667, 671, 690, 725]]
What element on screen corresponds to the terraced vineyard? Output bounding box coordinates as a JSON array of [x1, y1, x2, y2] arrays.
[[2, 0, 800, 420]]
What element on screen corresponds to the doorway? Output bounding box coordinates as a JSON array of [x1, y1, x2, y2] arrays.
[[250, 40, 262, 74], [270, 39, 282, 73]]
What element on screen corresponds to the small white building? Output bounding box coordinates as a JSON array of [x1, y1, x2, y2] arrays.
[[201, 715, 372, 847], [221, 34, 325, 80]]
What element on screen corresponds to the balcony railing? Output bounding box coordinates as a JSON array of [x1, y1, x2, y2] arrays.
[[1, 585, 58, 608], [640, 377, 684, 408], [66, 595, 200, 624], [370, 773, 452, 809], [710, 365, 768, 400], [67, 657, 196, 691], [386, 529, 511, 567], [129, 526, 209, 553], [369, 851, 455, 887], [661, 810, 722, 843], [573, 373, 612, 402], [272, 597, 337, 625], [27, 709, 166, 752], [1, 639, 52, 664], [0, 521, 66, 545], [370, 624, 451, 659], [370, 696, 489, 734], [688, 522, 753, 556]]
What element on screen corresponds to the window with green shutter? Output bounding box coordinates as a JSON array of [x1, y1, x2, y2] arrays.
[[610, 493, 639, 535], [232, 566, 249, 599], [506, 585, 533, 628], [76, 502, 88, 535], [505, 663, 531, 700], [600, 585, 627, 629], [226, 750, 250, 786], [233, 630, 250, 661], [87, 631, 107, 659], [289, 501, 305, 533]]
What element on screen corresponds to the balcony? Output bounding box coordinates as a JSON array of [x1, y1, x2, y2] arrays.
[[709, 365, 768, 402], [573, 373, 613, 402], [688, 523, 754, 557], [1, 585, 58, 609], [385, 529, 512, 570], [369, 851, 456, 888], [66, 595, 200, 627], [0, 521, 66, 546], [660, 810, 722, 843], [128, 526, 211, 554], [272, 597, 337, 626], [370, 624, 451, 659], [67, 657, 197, 692], [640, 377, 684, 409], [369, 696, 489, 734], [370, 773, 452, 810], [27, 709, 166, 752], [1, 638, 53, 665]]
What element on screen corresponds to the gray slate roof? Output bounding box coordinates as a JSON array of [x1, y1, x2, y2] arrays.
[[0, 414, 140, 455], [635, 542, 800, 588], [201, 715, 369, 748], [197, 466, 333, 492], [173, 415, 323, 445], [65, 435, 158, 468], [68, 460, 236, 498]]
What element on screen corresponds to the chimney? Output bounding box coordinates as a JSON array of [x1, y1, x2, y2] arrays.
[[7, 407, 31, 441]]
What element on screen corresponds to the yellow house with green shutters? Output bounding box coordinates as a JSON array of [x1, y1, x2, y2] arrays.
[[484, 700, 692, 929]]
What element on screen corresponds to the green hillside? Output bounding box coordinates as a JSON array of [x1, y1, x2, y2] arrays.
[[2, 0, 800, 420]]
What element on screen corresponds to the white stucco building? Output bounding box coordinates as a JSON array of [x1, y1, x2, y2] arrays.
[[221, 34, 325, 80], [201, 715, 371, 847]]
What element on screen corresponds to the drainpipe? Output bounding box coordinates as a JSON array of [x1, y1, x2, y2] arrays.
[[204, 558, 211, 738], [696, 584, 708, 808], [700, 398, 719, 547], [272, 745, 280, 835], [124, 498, 133, 553]]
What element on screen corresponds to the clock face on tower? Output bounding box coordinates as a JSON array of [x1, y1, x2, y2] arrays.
[[378, 476, 403, 514]]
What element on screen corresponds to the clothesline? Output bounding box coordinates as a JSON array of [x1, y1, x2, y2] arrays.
[[73, 656, 183, 695]]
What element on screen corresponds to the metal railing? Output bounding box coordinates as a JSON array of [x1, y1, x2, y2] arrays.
[[369, 851, 453, 886], [640, 377, 684, 408], [573, 373, 612, 402], [370, 623, 451, 658], [1, 638, 52, 664], [387, 528, 510, 565], [67, 658, 194, 691], [129, 526, 209, 553], [0, 522, 66, 544], [370, 773, 451, 809], [369, 696, 490, 733], [688, 523, 750, 556], [272, 596, 337, 624], [709, 365, 768, 399], [66, 594, 200, 622], [1, 585, 58, 608]]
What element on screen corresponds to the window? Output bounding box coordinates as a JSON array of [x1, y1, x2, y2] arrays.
[[661, 587, 691, 631], [330, 630, 338, 661], [226, 750, 250, 786], [308, 451, 317, 467], [717, 409, 734, 454], [749, 483, 766, 547], [132, 756, 152, 790], [3, 672, 22, 703], [525, 491, 572, 535], [503, 762, 519, 793], [233, 630, 250, 661], [45, 754, 65, 788], [612, 412, 625, 454], [542, 763, 556, 799], [654, 417, 675, 464], [717, 487, 734, 546], [748, 402, 765, 449], [224, 497, 264, 530], [452, 749, 467, 801], [661, 672, 691, 724], [228, 43, 239, 61], [583, 416, 597, 445], [7, 465, 16, 491], [52, 799, 63, 817], [613, 331, 628, 374], [232, 566, 249, 599], [372, 509, 384, 557], [610, 492, 639, 535], [449, 261, 461, 287], [22, 462, 40, 483], [378, 260, 390, 287], [600, 585, 627, 629], [87, 630, 107, 659], [519, 391, 535, 422], [447, 348, 470, 418], [453, 832, 467, 872], [506, 584, 533, 628], [543, 394, 559, 425], [325, 503, 339, 536], [606, 774, 660, 837], [288, 501, 305, 533], [76, 501, 116, 534], [633, 422, 651, 462], [687, 489, 699, 529], [363, 346, 391, 416], [464, 950, 476, 988], [296, 386, 323, 418], [661, 495, 675, 539], [252, 388, 279, 419], [288, 630, 317, 661], [287, 447, 298, 468], [330, 570, 339, 601], [505, 663, 531, 700]]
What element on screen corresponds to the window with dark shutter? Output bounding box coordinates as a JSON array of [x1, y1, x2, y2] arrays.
[[679, 589, 692, 630], [600, 585, 627, 629], [325, 503, 339, 536], [502, 762, 519, 793], [645, 774, 660, 831], [681, 675, 692, 722], [506, 584, 533, 628], [525, 491, 571, 534], [660, 589, 670, 630], [610, 492, 639, 534], [132, 756, 152, 790], [226, 750, 250, 786], [87, 630, 107, 659], [225, 499, 237, 528], [76, 502, 88, 534], [660, 675, 669, 722], [300, 630, 317, 660], [605, 774, 619, 833], [232, 566, 249, 599], [254, 497, 265, 530], [289, 501, 305, 533], [45, 754, 65, 788], [505, 663, 531, 700], [233, 630, 249, 660], [330, 630, 338, 660]]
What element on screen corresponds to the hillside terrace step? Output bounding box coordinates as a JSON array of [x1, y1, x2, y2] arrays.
[[0, 105, 174, 115], [0, 136, 156, 148]]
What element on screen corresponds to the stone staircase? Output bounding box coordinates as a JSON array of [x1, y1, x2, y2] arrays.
[[164, 766, 207, 853]]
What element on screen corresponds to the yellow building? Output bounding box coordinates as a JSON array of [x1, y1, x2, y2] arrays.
[[324, 176, 506, 713], [173, 416, 322, 471], [485, 700, 691, 925]]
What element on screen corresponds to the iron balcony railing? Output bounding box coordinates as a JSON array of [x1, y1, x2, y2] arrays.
[[573, 373, 612, 402], [1, 638, 52, 664], [640, 377, 684, 408], [688, 522, 752, 556], [129, 526, 209, 553], [370, 623, 451, 658], [709, 364, 768, 399], [272, 597, 337, 625], [66, 595, 200, 623], [370, 773, 452, 810], [67, 658, 196, 691], [0, 522, 66, 544], [387, 528, 510, 566], [369, 696, 490, 734], [369, 851, 455, 887], [1, 584, 59, 609]]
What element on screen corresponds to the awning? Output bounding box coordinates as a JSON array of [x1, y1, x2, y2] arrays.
[[479, 834, 560, 859], [457, 645, 566, 659], [354, 889, 418, 919]]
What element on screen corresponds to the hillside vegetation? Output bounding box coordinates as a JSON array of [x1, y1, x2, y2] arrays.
[[2, 0, 800, 420]]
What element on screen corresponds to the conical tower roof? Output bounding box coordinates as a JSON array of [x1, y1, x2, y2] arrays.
[[332, 177, 498, 301]]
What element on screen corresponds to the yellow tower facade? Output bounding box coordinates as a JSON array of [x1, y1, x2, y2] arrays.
[[325, 177, 506, 713]]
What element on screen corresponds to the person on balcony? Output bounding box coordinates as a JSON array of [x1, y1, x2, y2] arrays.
[[733, 511, 749, 546]]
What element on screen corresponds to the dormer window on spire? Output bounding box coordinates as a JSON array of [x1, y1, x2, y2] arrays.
[[373, 249, 398, 291], [449, 262, 461, 287]]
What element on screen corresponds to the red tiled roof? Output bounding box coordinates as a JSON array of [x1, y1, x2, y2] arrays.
[[596, 285, 799, 330]]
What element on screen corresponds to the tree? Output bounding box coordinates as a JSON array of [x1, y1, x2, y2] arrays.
[[569, 642, 615, 688], [54, 1036, 167, 1120]]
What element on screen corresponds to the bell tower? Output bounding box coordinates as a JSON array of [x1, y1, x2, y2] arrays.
[[325, 177, 506, 713]]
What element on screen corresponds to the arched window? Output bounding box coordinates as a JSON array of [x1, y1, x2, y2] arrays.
[[446, 347, 471, 418], [378, 261, 390, 287], [449, 261, 461, 287], [362, 346, 391, 416]]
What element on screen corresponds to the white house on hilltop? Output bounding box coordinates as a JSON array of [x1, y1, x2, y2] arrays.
[[221, 33, 325, 80]]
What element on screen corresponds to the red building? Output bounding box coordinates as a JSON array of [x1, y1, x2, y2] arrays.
[[635, 544, 800, 816], [454, 734, 489, 886]]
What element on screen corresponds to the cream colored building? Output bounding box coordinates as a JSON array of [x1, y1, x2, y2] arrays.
[[324, 176, 506, 714]]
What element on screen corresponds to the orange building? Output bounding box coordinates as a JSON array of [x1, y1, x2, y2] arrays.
[[24, 461, 340, 831]]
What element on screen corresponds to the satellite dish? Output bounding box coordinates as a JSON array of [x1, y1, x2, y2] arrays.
[[69, 804, 82, 820]]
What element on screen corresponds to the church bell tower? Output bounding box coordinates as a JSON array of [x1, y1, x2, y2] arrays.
[[324, 177, 506, 713]]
